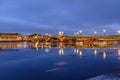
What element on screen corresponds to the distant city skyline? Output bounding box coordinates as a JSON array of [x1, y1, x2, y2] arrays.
[[0, 0, 120, 36]]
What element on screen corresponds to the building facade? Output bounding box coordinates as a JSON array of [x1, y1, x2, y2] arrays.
[[0, 33, 22, 41]]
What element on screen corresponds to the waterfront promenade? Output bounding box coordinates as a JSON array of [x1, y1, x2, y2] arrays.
[[0, 33, 120, 46]]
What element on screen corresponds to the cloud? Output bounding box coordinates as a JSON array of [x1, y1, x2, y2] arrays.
[[0, 0, 120, 35]]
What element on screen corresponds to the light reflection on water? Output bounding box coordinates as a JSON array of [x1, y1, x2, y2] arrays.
[[0, 42, 120, 80]]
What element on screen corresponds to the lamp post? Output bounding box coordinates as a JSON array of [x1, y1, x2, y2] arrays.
[[117, 30, 120, 35], [76, 32, 79, 36], [79, 30, 82, 36], [94, 31, 97, 36], [103, 29, 106, 36], [59, 31, 64, 36]]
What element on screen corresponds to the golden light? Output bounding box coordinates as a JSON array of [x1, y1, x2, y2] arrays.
[[94, 49, 97, 56], [59, 48, 64, 55], [103, 50, 107, 59], [35, 36, 38, 39], [23, 42, 27, 48], [79, 50, 82, 57], [35, 42, 39, 51], [118, 48, 120, 56]]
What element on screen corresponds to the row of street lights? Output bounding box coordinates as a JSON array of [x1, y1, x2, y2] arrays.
[[75, 29, 120, 36], [45, 30, 120, 37]]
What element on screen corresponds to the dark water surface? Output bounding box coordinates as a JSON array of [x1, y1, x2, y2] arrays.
[[0, 42, 120, 80]]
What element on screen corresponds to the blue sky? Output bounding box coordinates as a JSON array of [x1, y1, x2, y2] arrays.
[[0, 0, 120, 36]]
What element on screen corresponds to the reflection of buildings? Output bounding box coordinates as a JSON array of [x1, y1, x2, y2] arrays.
[[59, 48, 64, 55], [94, 49, 97, 56], [79, 49, 82, 57], [94, 40, 107, 46], [117, 46, 120, 63], [45, 48, 49, 53], [83, 40, 94, 46], [29, 42, 40, 50], [74, 48, 79, 54], [0, 42, 23, 49], [0, 33, 22, 41], [107, 40, 118, 45], [23, 42, 27, 48], [118, 47, 120, 56], [76, 39, 83, 46], [24, 34, 42, 42], [103, 49, 107, 59]]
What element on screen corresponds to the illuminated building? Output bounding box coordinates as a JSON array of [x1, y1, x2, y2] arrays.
[[26, 34, 42, 42], [0, 33, 22, 41]]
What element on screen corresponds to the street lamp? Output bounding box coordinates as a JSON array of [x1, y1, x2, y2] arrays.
[[45, 33, 49, 37], [103, 29, 106, 36], [76, 32, 79, 36], [94, 31, 97, 36], [117, 30, 120, 35], [79, 30, 82, 36], [58, 31, 64, 36]]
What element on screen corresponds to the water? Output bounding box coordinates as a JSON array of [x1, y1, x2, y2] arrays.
[[0, 42, 120, 80]]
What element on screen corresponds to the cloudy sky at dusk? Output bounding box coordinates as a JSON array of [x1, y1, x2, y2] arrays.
[[0, 0, 120, 36]]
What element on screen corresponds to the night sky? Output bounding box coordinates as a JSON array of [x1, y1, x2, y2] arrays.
[[0, 0, 120, 36]]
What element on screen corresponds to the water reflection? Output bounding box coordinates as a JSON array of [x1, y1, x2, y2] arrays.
[[59, 48, 64, 55], [0, 42, 118, 59], [45, 48, 49, 53], [79, 49, 82, 57], [0, 42, 120, 80], [94, 49, 97, 56], [103, 49, 107, 59], [23, 42, 27, 48], [74, 48, 79, 54], [118, 47, 120, 56]]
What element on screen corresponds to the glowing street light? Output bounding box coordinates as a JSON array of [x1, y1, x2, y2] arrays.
[[117, 30, 120, 35], [76, 32, 79, 36], [103, 29, 106, 36], [94, 31, 97, 36], [79, 30, 83, 36], [58, 31, 64, 36]]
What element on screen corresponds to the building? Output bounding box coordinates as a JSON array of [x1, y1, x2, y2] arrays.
[[107, 40, 118, 45], [0, 33, 22, 41], [83, 39, 94, 46], [24, 34, 42, 42], [94, 40, 107, 46]]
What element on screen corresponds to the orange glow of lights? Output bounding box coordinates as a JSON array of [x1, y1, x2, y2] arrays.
[[103, 51, 107, 59], [94, 49, 97, 56]]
